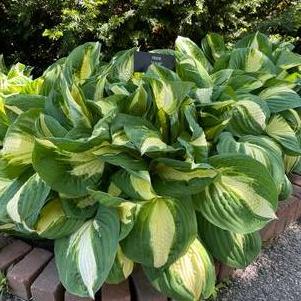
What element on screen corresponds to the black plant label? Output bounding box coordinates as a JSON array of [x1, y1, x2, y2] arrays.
[[134, 51, 175, 72]]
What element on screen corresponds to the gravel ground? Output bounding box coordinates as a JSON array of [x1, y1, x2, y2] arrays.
[[217, 220, 301, 301]]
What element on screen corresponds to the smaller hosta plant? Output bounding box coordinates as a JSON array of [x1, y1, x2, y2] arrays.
[[0, 56, 42, 98], [0, 32, 300, 300]]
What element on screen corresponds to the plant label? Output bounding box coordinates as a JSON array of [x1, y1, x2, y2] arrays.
[[134, 51, 175, 72]]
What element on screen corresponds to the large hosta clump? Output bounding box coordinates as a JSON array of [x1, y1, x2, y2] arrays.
[[0, 32, 300, 300]]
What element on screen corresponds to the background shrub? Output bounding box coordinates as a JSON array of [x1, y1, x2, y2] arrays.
[[1, 0, 300, 75]]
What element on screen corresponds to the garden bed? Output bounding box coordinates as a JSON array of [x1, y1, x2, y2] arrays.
[[0, 172, 300, 301], [0, 31, 301, 301]]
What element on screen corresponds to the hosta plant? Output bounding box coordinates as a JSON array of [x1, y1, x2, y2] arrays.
[[0, 32, 301, 300]]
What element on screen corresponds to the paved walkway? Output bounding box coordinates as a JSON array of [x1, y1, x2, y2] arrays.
[[217, 221, 301, 301]]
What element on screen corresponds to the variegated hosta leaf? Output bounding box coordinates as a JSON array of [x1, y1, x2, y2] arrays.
[[279, 175, 293, 201], [265, 115, 301, 155], [263, 75, 298, 91], [35, 113, 68, 139], [227, 99, 270, 136], [106, 48, 136, 82], [44, 80, 91, 131], [6, 173, 51, 231], [191, 87, 213, 104], [281, 109, 301, 132], [146, 76, 194, 116], [121, 197, 197, 268], [105, 179, 137, 236], [145, 63, 181, 82], [60, 196, 98, 219], [177, 132, 208, 164], [227, 48, 276, 74], [55, 206, 120, 298], [35, 198, 85, 239], [0, 97, 9, 142], [211, 53, 233, 73], [211, 69, 266, 93], [143, 238, 216, 301], [293, 156, 301, 173], [203, 116, 231, 141], [40, 58, 65, 95], [4, 94, 46, 123], [211, 69, 233, 86], [84, 74, 106, 102], [94, 94, 125, 118], [259, 86, 301, 113], [217, 132, 285, 193], [63, 42, 101, 84], [197, 214, 262, 268], [21, 77, 44, 95], [275, 49, 301, 70], [111, 112, 153, 131], [58, 76, 92, 129], [109, 131, 132, 149], [175, 36, 212, 73], [110, 113, 160, 149], [111, 170, 157, 201], [96, 149, 147, 172], [125, 84, 148, 116], [108, 81, 132, 96], [284, 154, 300, 173], [106, 246, 134, 284], [235, 32, 273, 58], [82, 189, 136, 240], [124, 123, 176, 155], [152, 158, 217, 197], [42, 117, 111, 153], [116, 201, 136, 240], [172, 58, 201, 84], [0, 170, 33, 223], [201, 33, 226, 63], [0, 176, 12, 192], [176, 57, 212, 88], [88, 188, 137, 239], [0, 62, 34, 97], [180, 101, 208, 162], [32, 139, 105, 197], [193, 154, 278, 234], [225, 72, 264, 94], [0, 109, 41, 178], [198, 99, 234, 117], [88, 189, 125, 207]]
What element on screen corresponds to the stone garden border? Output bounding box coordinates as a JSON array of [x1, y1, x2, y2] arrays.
[[0, 173, 301, 301]]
